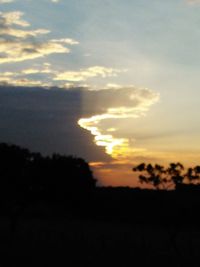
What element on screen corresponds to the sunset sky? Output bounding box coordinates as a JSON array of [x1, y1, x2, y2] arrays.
[[1, 0, 200, 187]]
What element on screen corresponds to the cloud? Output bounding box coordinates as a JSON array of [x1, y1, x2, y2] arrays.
[[0, 63, 56, 86], [0, 0, 59, 3], [0, 11, 50, 38], [0, 76, 51, 87], [0, 27, 50, 38], [0, 11, 30, 27], [54, 66, 122, 82], [0, 40, 71, 64], [0, 0, 14, 3], [0, 85, 158, 160], [0, 11, 78, 64], [78, 86, 159, 159], [0, 65, 123, 88], [0, 73, 51, 87], [51, 38, 79, 45], [0, 85, 110, 161], [0, 85, 159, 186], [21, 66, 53, 75]]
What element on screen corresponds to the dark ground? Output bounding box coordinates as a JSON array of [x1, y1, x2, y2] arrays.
[[1, 193, 200, 267]]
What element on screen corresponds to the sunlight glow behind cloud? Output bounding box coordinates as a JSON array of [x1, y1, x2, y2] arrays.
[[78, 87, 159, 159]]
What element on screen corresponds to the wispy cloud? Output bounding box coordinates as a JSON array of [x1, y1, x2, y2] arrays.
[[0, 0, 59, 3], [51, 38, 79, 45], [0, 78, 50, 87], [0, 11, 30, 27], [21, 66, 53, 75], [0, 11, 50, 38], [0, 72, 51, 87], [0, 64, 121, 87], [0, 41, 70, 64], [0, 63, 56, 86], [0, 0, 14, 3], [0, 27, 50, 38], [54, 66, 123, 82], [0, 11, 78, 64]]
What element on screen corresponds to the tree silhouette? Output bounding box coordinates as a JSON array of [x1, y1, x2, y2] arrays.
[[133, 162, 200, 190], [0, 143, 96, 197], [0, 142, 96, 238], [133, 162, 200, 264]]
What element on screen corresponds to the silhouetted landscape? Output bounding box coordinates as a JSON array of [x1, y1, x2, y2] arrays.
[[0, 142, 200, 266], [2, 0, 200, 265]]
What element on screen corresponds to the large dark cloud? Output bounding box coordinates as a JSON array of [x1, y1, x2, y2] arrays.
[[0, 85, 158, 163], [0, 85, 110, 161]]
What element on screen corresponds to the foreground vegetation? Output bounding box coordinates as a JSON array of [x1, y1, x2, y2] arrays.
[[1, 142, 200, 266]]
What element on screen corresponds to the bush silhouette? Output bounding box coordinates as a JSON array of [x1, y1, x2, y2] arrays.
[[133, 162, 200, 190]]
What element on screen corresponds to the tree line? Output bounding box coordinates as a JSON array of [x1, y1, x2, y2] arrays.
[[1, 142, 200, 201]]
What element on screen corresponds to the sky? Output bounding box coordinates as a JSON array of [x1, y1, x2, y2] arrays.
[[1, 0, 200, 187]]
